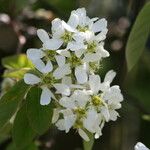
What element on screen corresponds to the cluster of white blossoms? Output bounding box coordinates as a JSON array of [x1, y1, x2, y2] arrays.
[[24, 8, 123, 141]]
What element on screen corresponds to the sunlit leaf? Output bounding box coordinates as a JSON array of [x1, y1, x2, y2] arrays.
[[26, 87, 53, 135], [12, 105, 36, 149], [2, 54, 33, 69], [0, 80, 30, 129], [126, 2, 150, 72], [3, 68, 30, 79]]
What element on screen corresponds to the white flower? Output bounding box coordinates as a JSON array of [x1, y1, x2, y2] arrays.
[[68, 8, 107, 35], [37, 29, 63, 50], [134, 142, 149, 150], [83, 108, 102, 138], [24, 73, 56, 105], [59, 90, 89, 109], [61, 51, 88, 84], [87, 70, 123, 121], [55, 109, 76, 133], [56, 90, 89, 133], [53, 55, 71, 79], [27, 48, 53, 73], [82, 31, 109, 63]]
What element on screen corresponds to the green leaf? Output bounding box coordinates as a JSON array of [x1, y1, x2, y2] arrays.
[[0, 80, 30, 129], [6, 142, 38, 150], [45, 0, 76, 17], [124, 51, 150, 112], [3, 68, 30, 79], [2, 54, 33, 69], [0, 123, 12, 144], [126, 2, 150, 72], [26, 87, 53, 135], [12, 105, 36, 149]]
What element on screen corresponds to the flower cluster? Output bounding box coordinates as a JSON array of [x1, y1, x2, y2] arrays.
[[24, 8, 123, 141]]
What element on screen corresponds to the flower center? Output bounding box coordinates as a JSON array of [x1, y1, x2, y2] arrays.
[[77, 25, 89, 32], [61, 31, 73, 43], [89, 62, 100, 72], [91, 95, 103, 106], [68, 54, 82, 67], [42, 73, 57, 87], [44, 50, 57, 61], [87, 41, 97, 53], [74, 107, 86, 116]]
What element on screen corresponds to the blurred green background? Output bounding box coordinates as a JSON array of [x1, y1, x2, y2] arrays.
[[0, 0, 150, 150]]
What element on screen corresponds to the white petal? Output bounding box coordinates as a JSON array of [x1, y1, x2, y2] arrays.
[[24, 73, 41, 85], [62, 76, 72, 85], [104, 70, 116, 84], [56, 119, 65, 131], [83, 53, 101, 62], [52, 18, 65, 38], [40, 87, 52, 105], [75, 66, 88, 84], [54, 84, 70, 96], [53, 64, 71, 79], [75, 49, 85, 58], [64, 114, 76, 133], [56, 49, 71, 57], [91, 18, 107, 33], [101, 106, 110, 122], [134, 142, 149, 150], [62, 20, 76, 32], [68, 13, 79, 28], [32, 59, 45, 72], [78, 129, 90, 141], [42, 60, 53, 73], [96, 29, 108, 41], [55, 55, 66, 67], [37, 29, 49, 43], [89, 75, 101, 94], [67, 41, 86, 51], [72, 90, 89, 108], [59, 97, 76, 109], [97, 45, 109, 58], [43, 39, 63, 50], [27, 48, 45, 60], [109, 110, 119, 121]]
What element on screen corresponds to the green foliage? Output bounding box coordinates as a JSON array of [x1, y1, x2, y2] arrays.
[[0, 80, 30, 129], [45, 0, 76, 17], [12, 105, 36, 149], [2, 54, 33, 79], [26, 87, 53, 135], [2, 54, 33, 69], [0, 123, 12, 144], [6, 142, 38, 150], [126, 2, 150, 72], [124, 51, 150, 112]]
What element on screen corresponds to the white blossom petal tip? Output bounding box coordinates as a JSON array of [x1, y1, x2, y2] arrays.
[[37, 29, 50, 43], [24, 73, 41, 85], [134, 142, 149, 150], [40, 87, 52, 105]]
